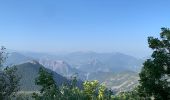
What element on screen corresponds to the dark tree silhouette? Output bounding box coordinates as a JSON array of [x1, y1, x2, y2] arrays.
[[139, 28, 170, 100]]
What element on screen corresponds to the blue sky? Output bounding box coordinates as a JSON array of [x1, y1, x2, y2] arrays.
[[0, 0, 170, 58]]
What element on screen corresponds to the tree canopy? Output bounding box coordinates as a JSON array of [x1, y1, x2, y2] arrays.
[[0, 47, 20, 100], [139, 28, 170, 100]]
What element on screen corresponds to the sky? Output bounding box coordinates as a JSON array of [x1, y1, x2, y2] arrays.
[[0, 0, 170, 58]]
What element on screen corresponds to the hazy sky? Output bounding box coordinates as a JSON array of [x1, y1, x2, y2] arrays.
[[0, 0, 170, 58]]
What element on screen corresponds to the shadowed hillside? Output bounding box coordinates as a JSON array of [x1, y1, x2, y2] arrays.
[[15, 61, 70, 91]]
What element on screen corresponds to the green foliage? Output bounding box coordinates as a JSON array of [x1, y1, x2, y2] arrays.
[[33, 67, 60, 100], [139, 27, 170, 100], [0, 47, 20, 100], [13, 92, 34, 100], [82, 80, 112, 100], [0, 46, 7, 69], [0, 67, 20, 100], [33, 68, 113, 100], [83, 80, 99, 99]]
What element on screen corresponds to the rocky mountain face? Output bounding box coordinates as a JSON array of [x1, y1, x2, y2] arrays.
[[39, 59, 70, 76], [38, 59, 86, 79]]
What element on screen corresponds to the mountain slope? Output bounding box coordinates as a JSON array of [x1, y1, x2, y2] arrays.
[[39, 59, 86, 79], [15, 61, 70, 91], [88, 71, 139, 93]]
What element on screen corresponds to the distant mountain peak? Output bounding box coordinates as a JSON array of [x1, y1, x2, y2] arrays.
[[29, 60, 39, 65], [39, 59, 71, 76]]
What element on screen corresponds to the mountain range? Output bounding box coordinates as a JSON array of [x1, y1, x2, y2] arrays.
[[4, 51, 144, 92], [21, 51, 144, 72]]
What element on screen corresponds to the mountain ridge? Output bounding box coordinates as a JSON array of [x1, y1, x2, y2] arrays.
[[15, 61, 71, 91]]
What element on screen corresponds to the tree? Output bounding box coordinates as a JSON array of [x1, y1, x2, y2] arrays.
[[139, 28, 170, 100], [33, 67, 60, 100], [83, 80, 112, 100], [0, 46, 20, 100], [59, 76, 84, 100], [34, 67, 113, 100], [83, 80, 99, 100], [0, 46, 7, 69], [33, 67, 85, 100]]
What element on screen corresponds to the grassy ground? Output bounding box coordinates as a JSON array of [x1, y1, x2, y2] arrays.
[[12, 91, 39, 100]]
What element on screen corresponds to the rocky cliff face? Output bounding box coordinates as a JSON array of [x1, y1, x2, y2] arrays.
[[38, 59, 86, 79], [39, 59, 70, 76]]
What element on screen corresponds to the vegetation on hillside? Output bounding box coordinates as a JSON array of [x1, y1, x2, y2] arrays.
[[32, 67, 113, 100], [138, 28, 170, 100], [0, 47, 20, 100]]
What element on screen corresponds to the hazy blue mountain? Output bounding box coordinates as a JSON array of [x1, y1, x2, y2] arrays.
[[5, 52, 86, 80], [6, 51, 143, 73], [20, 52, 59, 60], [15, 61, 71, 91], [54, 52, 143, 73], [5, 52, 32, 66]]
